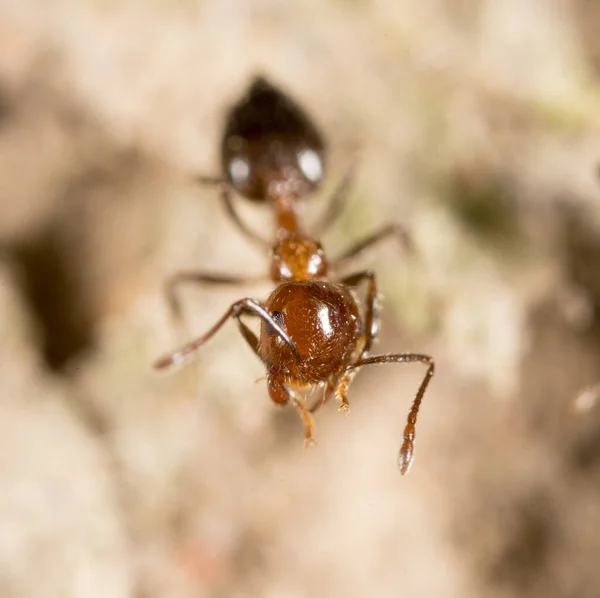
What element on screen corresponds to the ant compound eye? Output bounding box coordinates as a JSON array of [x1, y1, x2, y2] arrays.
[[265, 311, 286, 336]]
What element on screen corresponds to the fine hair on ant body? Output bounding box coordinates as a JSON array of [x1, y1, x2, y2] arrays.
[[154, 76, 434, 475]]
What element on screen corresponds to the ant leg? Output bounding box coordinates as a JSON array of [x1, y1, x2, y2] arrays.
[[229, 321, 316, 446], [153, 298, 300, 370], [290, 394, 317, 448], [334, 373, 353, 413], [332, 222, 412, 270], [195, 176, 269, 248], [218, 184, 270, 248], [310, 370, 355, 415], [196, 176, 225, 185], [340, 269, 379, 354], [313, 164, 355, 237], [268, 373, 316, 447], [164, 271, 265, 329], [157, 297, 312, 444], [347, 353, 435, 475], [308, 269, 378, 414]]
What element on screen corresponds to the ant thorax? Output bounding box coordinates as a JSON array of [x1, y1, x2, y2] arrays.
[[269, 233, 328, 282]]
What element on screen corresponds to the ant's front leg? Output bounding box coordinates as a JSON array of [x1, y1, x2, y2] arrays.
[[228, 320, 317, 447], [267, 373, 316, 448], [340, 269, 379, 354], [310, 371, 355, 415], [308, 270, 379, 415]]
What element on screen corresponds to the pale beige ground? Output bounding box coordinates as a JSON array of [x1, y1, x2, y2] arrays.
[[1, 1, 600, 597]]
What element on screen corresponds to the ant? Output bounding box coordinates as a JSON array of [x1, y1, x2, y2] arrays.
[[154, 77, 434, 474]]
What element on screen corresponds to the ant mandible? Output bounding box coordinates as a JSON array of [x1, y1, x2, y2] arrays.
[[154, 76, 434, 475]]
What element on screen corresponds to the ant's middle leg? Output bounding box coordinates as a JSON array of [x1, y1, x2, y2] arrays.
[[165, 271, 265, 329]]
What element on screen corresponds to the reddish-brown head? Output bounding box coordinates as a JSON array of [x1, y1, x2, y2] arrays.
[[258, 281, 361, 385]]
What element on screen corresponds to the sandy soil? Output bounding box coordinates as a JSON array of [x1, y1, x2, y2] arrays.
[[1, 1, 600, 597]]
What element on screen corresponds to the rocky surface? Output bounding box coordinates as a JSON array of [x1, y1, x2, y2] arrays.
[[1, 1, 600, 597]]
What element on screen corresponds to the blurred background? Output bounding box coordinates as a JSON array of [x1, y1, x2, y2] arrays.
[[1, 1, 600, 597]]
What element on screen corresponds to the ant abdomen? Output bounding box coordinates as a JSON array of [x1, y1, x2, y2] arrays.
[[258, 281, 360, 384], [222, 77, 326, 201]]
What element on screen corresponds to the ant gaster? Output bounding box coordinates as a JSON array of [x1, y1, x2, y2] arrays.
[[154, 77, 435, 474]]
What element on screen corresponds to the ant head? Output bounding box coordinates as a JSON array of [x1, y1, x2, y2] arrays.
[[221, 76, 326, 202], [259, 281, 361, 384], [270, 232, 328, 283]]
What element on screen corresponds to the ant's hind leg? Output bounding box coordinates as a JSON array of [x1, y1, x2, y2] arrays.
[[313, 163, 355, 237], [333, 222, 412, 270], [218, 184, 270, 248], [195, 177, 269, 248], [196, 176, 225, 186]]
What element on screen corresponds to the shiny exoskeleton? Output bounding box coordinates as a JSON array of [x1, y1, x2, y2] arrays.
[[154, 76, 434, 475]]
